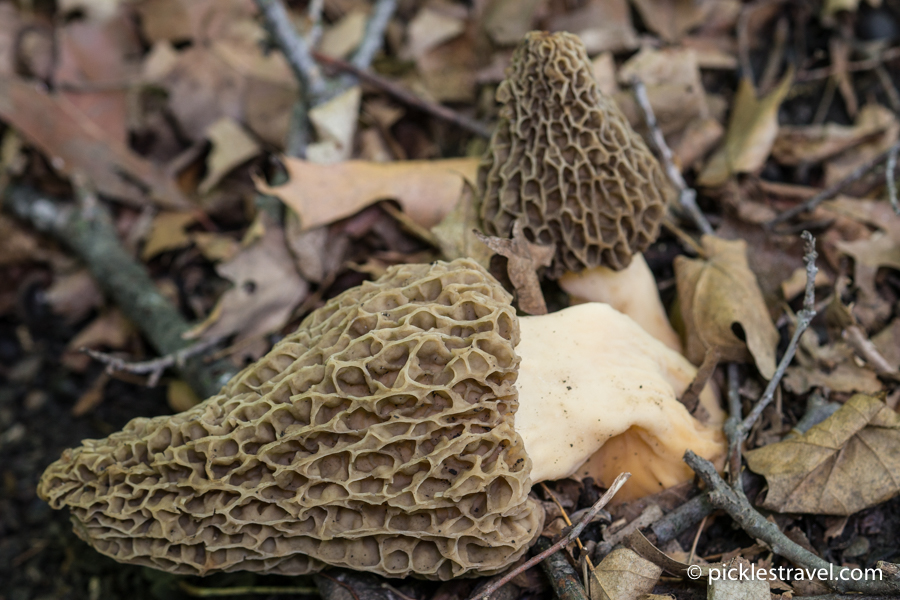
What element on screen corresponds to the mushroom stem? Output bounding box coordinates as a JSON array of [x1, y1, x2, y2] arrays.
[[513, 303, 725, 502], [557, 254, 683, 353]]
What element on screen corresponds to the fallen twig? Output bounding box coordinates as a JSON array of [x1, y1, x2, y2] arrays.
[[533, 537, 589, 600], [541, 483, 594, 569], [724, 231, 817, 472], [470, 473, 631, 600], [843, 324, 900, 378], [631, 78, 714, 236], [648, 492, 714, 546], [797, 45, 900, 82], [684, 450, 900, 594], [83, 335, 225, 388], [2, 185, 236, 398], [769, 140, 900, 227], [255, 0, 328, 105], [351, 0, 398, 70]]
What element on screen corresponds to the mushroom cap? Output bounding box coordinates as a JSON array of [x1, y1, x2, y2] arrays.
[[479, 31, 672, 277], [38, 259, 543, 580]]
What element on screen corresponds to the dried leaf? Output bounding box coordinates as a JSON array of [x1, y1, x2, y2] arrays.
[[45, 270, 105, 324], [784, 360, 883, 395], [71, 372, 111, 417], [58, 0, 122, 23], [256, 157, 480, 231], [548, 0, 639, 54], [708, 558, 770, 600], [62, 309, 134, 371], [824, 105, 899, 186], [475, 221, 554, 315], [199, 117, 260, 193], [698, 71, 793, 187], [836, 233, 900, 329], [407, 7, 466, 57], [0, 213, 45, 265], [746, 394, 900, 515], [588, 547, 662, 600], [55, 14, 138, 143], [675, 235, 779, 379], [306, 86, 361, 164], [141, 212, 196, 260], [191, 231, 240, 262], [483, 0, 542, 46], [415, 22, 481, 103], [284, 215, 347, 284], [185, 216, 308, 342], [318, 9, 367, 59], [615, 47, 710, 136], [628, 0, 717, 43], [431, 182, 493, 269], [0, 75, 189, 208], [783, 327, 882, 395], [773, 104, 893, 165], [0, 3, 19, 76]]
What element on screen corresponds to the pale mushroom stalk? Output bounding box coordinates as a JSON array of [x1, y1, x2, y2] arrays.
[[517, 301, 723, 497], [558, 257, 682, 353], [38, 260, 723, 580], [479, 31, 683, 352]]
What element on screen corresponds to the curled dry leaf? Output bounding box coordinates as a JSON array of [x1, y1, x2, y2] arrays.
[[698, 71, 792, 187], [0, 76, 189, 208], [430, 182, 493, 270], [184, 215, 308, 343], [615, 47, 710, 137], [305, 86, 361, 164], [199, 117, 260, 194], [44, 270, 104, 325], [141, 211, 196, 260], [587, 547, 662, 600], [475, 221, 555, 315], [628, 0, 718, 43], [0, 3, 18, 76], [255, 157, 480, 232], [746, 394, 900, 515], [61, 309, 133, 372], [824, 105, 899, 186], [547, 0, 639, 54], [675, 235, 778, 379], [772, 104, 894, 166]]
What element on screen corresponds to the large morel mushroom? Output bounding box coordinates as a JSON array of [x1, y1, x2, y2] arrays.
[[39, 259, 723, 579]]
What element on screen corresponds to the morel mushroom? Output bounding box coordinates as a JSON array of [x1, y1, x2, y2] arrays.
[[479, 31, 682, 352], [39, 259, 723, 579]]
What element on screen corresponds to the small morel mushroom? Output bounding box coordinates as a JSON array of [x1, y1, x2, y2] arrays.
[[479, 31, 681, 351], [39, 259, 723, 579]]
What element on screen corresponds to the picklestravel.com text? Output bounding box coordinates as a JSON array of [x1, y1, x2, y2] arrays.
[[686, 562, 883, 583]]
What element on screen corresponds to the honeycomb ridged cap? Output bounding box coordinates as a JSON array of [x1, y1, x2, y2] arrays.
[[38, 259, 544, 580], [479, 31, 672, 277]]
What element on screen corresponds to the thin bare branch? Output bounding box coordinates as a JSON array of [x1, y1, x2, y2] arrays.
[[684, 451, 900, 594], [352, 0, 398, 70], [769, 140, 900, 227], [470, 473, 631, 600], [631, 78, 713, 235], [255, 0, 328, 104], [83, 336, 225, 388]]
